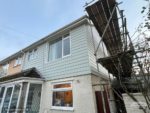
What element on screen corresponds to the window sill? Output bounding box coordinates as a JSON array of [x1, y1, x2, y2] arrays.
[[13, 64, 21, 68], [51, 107, 74, 111], [46, 54, 71, 64]]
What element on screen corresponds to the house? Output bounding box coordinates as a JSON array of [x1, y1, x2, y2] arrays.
[[0, 16, 116, 113]]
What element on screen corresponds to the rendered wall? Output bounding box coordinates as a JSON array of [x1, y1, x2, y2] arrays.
[[40, 75, 97, 113]]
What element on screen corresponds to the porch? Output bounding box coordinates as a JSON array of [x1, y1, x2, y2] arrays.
[[0, 68, 44, 113]]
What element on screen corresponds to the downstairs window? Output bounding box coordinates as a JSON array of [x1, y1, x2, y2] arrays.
[[52, 82, 73, 110]]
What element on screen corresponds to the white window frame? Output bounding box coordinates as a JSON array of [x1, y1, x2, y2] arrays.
[[23, 82, 43, 113], [62, 35, 71, 58], [1, 63, 9, 76], [14, 57, 22, 67], [0, 83, 22, 113], [28, 49, 38, 61], [49, 34, 71, 61], [51, 81, 73, 111]]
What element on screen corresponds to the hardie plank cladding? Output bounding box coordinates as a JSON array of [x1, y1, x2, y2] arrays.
[[22, 25, 91, 80]]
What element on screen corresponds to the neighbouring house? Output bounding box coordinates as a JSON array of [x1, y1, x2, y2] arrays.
[[0, 16, 116, 113]]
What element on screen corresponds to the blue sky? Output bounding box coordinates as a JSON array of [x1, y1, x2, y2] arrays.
[[0, 0, 147, 60]]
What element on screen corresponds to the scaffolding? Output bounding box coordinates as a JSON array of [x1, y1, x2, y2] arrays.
[[85, 0, 150, 113]]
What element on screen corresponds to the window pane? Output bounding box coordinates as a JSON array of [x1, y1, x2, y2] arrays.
[[49, 39, 62, 61], [0, 87, 5, 105], [33, 49, 37, 59], [54, 83, 71, 89], [63, 38, 70, 56], [14, 59, 18, 66], [28, 52, 32, 61], [25, 84, 42, 113], [18, 58, 22, 65], [9, 85, 21, 113], [2, 87, 13, 113], [52, 91, 73, 107], [28, 49, 37, 61], [56, 40, 62, 59]]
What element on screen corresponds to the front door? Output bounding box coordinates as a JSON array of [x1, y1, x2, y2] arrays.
[[95, 90, 110, 113], [95, 91, 104, 113]]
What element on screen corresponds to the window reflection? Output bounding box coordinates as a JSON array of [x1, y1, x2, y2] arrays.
[[2, 87, 13, 113], [53, 91, 73, 107], [52, 83, 73, 108], [9, 85, 21, 113], [25, 84, 42, 113]]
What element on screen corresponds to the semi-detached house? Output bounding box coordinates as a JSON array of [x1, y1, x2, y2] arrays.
[[0, 16, 116, 113]]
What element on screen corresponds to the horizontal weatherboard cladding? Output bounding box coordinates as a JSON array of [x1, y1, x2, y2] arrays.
[[22, 25, 91, 80]]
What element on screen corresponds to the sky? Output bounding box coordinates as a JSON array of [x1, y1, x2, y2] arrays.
[[0, 0, 148, 60]]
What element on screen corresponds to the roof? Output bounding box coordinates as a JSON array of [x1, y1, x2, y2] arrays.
[[0, 15, 89, 64], [0, 67, 42, 82]]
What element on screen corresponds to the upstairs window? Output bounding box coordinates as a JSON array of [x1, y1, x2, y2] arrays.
[[2, 63, 9, 75], [0, 64, 9, 76], [52, 82, 73, 110], [28, 49, 37, 61], [63, 34, 70, 56], [14, 57, 22, 67], [49, 34, 70, 61]]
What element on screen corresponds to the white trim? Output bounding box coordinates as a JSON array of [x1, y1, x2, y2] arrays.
[[0, 83, 22, 113], [51, 106, 74, 111], [23, 83, 30, 113], [23, 82, 43, 113], [7, 86, 15, 113], [0, 86, 14, 113], [0, 87, 5, 110], [52, 88, 72, 92], [13, 57, 22, 67], [62, 35, 71, 58], [51, 81, 73, 110], [27, 48, 38, 61], [15, 83, 23, 113], [0, 77, 44, 85], [48, 34, 71, 62], [0, 78, 43, 113], [0, 87, 7, 113], [52, 81, 72, 85]]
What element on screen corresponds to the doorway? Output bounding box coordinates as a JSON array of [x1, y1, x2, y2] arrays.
[[95, 91, 110, 113]]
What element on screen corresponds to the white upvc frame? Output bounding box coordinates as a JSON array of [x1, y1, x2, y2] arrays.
[[28, 48, 38, 61], [23, 82, 43, 113], [1, 85, 14, 113], [51, 81, 74, 111], [0, 87, 6, 112], [14, 57, 22, 67], [23, 83, 30, 113], [62, 35, 71, 58], [14, 83, 23, 113], [48, 34, 71, 62], [0, 78, 43, 113], [0, 83, 22, 113]]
